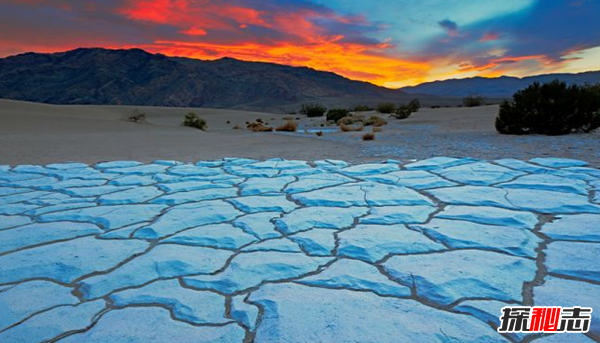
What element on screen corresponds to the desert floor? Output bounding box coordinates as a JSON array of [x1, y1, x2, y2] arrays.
[[0, 99, 599, 166]]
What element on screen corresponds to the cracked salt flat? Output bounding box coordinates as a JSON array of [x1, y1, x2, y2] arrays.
[[0, 157, 599, 342]]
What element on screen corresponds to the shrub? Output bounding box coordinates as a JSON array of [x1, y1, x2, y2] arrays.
[[362, 133, 375, 141], [376, 102, 396, 114], [372, 127, 382, 132], [326, 108, 350, 122], [495, 81, 600, 135], [247, 122, 273, 132], [275, 120, 298, 132], [392, 104, 413, 119], [315, 131, 324, 136], [183, 112, 207, 130], [340, 123, 364, 132], [337, 115, 365, 125], [463, 95, 485, 107], [127, 109, 146, 123], [364, 116, 387, 127], [353, 104, 374, 112], [256, 118, 264, 123], [407, 99, 421, 112], [300, 103, 327, 117]]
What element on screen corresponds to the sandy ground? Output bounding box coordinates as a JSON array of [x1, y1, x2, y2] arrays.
[[1, 99, 599, 165]]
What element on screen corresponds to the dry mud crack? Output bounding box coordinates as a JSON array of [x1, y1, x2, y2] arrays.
[[0, 157, 599, 342]]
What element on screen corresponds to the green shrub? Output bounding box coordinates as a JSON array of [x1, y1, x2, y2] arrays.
[[463, 95, 485, 107], [326, 108, 350, 122], [495, 81, 600, 135], [376, 102, 396, 114], [392, 105, 413, 119], [353, 104, 373, 112], [300, 103, 327, 117], [364, 116, 387, 126], [183, 112, 207, 130]]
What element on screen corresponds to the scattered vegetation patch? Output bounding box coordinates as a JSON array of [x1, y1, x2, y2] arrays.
[[300, 103, 327, 117], [362, 133, 375, 141], [315, 131, 324, 136], [275, 120, 298, 132], [326, 108, 350, 123], [364, 116, 387, 127], [127, 109, 146, 123], [496, 81, 600, 135], [372, 127, 382, 133], [463, 95, 485, 107], [353, 104, 374, 112], [376, 102, 396, 114], [183, 112, 207, 130]]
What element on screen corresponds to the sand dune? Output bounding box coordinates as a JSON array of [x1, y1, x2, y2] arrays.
[[1, 99, 598, 165]]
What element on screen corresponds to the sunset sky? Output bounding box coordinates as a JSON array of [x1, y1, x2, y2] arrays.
[[1, 0, 599, 87]]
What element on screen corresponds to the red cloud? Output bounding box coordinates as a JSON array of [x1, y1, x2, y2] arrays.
[[480, 32, 499, 42]]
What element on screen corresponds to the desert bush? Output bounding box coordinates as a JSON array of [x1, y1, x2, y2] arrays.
[[183, 112, 207, 130], [392, 104, 413, 119], [372, 127, 382, 132], [247, 122, 273, 132], [315, 131, 324, 136], [275, 120, 298, 132], [127, 109, 146, 123], [326, 108, 350, 122], [463, 95, 485, 107], [300, 103, 327, 117], [495, 81, 600, 135], [353, 104, 374, 112], [337, 115, 365, 125], [256, 118, 264, 123], [407, 99, 421, 112], [430, 105, 441, 109], [364, 116, 387, 127], [340, 123, 363, 132], [376, 102, 396, 114], [362, 133, 375, 141]]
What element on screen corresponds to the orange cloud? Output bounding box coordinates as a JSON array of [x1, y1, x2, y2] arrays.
[[130, 38, 430, 87]]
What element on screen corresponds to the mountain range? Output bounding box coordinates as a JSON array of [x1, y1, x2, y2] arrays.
[[0, 48, 416, 111], [0, 48, 598, 110], [400, 71, 600, 98]]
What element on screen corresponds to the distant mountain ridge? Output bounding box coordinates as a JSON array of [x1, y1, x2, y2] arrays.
[[400, 71, 600, 98], [0, 48, 416, 111]]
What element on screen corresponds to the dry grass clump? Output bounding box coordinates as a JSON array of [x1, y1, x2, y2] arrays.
[[247, 122, 273, 132], [233, 125, 243, 130], [315, 131, 323, 136], [127, 109, 147, 123], [337, 115, 365, 125], [362, 133, 376, 141], [275, 120, 298, 132], [364, 116, 387, 127], [372, 127, 382, 132], [340, 123, 364, 132]]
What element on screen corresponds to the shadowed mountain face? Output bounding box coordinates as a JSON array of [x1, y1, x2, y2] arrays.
[[0, 48, 414, 111], [401, 71, 600, 98]]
